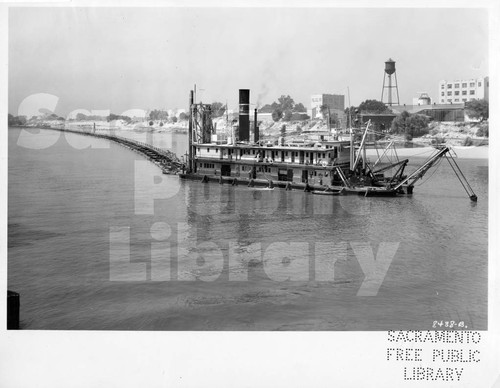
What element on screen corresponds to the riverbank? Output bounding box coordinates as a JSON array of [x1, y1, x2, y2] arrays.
[[10, 123, 489, 161], [364, 145, 489, 160]]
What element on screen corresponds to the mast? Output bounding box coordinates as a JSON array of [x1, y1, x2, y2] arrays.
[[188, 90, 194, 173], [225, 100, 228, 125], [352, 120, 371, 171], [347, 87, 354, 171], [327, 107, 331, 133]]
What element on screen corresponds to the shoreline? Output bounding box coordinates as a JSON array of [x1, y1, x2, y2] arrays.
[[9, 125, 489, 160], [364, 145, 488, 160]]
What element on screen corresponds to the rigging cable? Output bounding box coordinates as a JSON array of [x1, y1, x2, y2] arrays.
[[414, 156, 444, 186]]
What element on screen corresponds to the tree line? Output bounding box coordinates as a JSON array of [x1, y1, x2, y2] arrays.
[[9, 97, 488, 139], [8, 113, 65, 126], [257, 95, 309, 122], [343, 98, 489, 139]]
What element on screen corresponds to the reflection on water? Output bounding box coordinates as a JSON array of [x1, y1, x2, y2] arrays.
[[8, 128, 488, 330]]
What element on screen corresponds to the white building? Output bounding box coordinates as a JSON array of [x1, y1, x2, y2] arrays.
[[412, 92, 432, 106], [438, 76, 489, 104], [309, 94, 345, 120]]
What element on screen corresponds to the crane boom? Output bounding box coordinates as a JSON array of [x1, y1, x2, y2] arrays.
[[393, 146, 449, 190], [392, 146, 477, 202]]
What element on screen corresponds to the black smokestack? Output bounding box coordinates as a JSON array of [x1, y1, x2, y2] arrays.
[[239, 89, 250, 142], [254, 108, 259, 143]]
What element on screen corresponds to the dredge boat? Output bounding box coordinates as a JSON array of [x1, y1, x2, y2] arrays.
[[179, 88, 477, 202]]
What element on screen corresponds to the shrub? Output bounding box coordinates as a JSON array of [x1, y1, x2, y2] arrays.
[[272, 108, 283, 122], [463, 137, 473, 146], [465, 99, 489, 122], [391, 112, 429, 138], [283, 109, 293, 121], [476, 125, 489, 137]]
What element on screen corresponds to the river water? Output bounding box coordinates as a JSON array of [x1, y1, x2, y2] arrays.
[[8, 127, 488, 330]]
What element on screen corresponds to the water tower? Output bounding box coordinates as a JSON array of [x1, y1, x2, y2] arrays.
[[381, 58, 400, 106]]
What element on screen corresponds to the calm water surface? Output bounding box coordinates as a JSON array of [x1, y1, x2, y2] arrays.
[[8, 127, 488, 330]]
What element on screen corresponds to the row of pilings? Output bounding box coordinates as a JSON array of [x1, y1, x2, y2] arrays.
[[48, 127, 183, 170]]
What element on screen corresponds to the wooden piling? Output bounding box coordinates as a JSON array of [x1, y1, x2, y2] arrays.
[[7, 290, 20, 330]]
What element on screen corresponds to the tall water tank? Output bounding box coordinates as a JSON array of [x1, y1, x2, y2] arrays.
[[385, 58, 396, 75], [381, 58, 400, 106]]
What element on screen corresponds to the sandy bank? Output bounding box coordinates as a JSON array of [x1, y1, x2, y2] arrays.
[[364, 145, 488, 160]]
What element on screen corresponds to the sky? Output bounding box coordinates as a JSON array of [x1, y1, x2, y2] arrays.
[[8, 7, 489, 117]]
